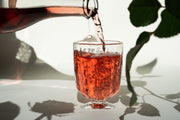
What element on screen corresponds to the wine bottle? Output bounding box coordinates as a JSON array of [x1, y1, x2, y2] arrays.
[[0, 0, 98, 33]]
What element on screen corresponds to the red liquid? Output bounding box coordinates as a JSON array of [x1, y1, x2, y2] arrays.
[[74, 50, 122, 101], [0, 6, 89, 33]]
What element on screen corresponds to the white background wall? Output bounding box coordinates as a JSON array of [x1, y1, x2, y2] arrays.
[[13, 0, 180, 76]]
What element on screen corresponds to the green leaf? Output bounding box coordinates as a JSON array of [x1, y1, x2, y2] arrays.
[[126, 45, 142, 72], [136, 31, 152, 45], [126, 32, 151, 71], [154, 9, 180, 37], [130, 91, 137, 106], [165, 0, 180, 20], [128, 0, 161, 27], [126, 31, 151, 106]]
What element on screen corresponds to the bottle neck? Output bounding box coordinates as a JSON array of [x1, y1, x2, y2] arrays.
[[46, 6, 84, 16], [83, 0, 98, 18], [46, 6, 97, 18]]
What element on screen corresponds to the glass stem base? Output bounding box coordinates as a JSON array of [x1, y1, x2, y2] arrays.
[[90, 102, 107, 109], [90, 100, 107, 109]]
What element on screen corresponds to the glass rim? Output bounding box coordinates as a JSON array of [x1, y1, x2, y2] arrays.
[[73, 40, 123, 46]]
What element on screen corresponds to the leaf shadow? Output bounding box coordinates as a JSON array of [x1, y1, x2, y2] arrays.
[[28, 100, 75, 120], [119, 80, 180, 119], [165, 92, 180, 99], [136, 58, 157, 76], [174, 104, 180, 112], [0, 101, 20, 120], [119, 107, 136, 120], [164, 92, 180, 112], [119, 80, 161, 119], [137, 103, 160, 116]]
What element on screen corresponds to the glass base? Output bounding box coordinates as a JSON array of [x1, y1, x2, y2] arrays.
[[80, 101, 115, 109], [90, 102, 107, 109]]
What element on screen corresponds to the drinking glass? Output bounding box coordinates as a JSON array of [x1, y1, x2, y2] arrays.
[[73, 40, 123, 108]]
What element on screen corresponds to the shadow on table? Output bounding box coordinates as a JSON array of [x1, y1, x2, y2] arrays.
[[0, 60, 74, 80], [77, 58, 180, 119], [118, 81, 180, 120], [119, 59, 180, 119], [0, 33, 74, 81], [28, 100, 75, 120], [21, 62, 74, 80], [0, 33, 20, 79], [0, 101, 20, 120]]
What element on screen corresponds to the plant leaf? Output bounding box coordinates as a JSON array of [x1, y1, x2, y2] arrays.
[[128, 0, 161, 27], [136, 31, 152, 45], [130, 91, 137, 106], [126, 32, 151, 72], [165, 0, 180, 20], [126, 31, 151, 106], [137, 103, 160, 116], [154, 9, 180, 37]]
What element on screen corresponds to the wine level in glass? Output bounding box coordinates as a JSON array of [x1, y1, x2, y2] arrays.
[[74, 50, 122, 108]]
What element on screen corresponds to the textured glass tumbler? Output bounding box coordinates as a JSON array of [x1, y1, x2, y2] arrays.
[[73, 40, 123, 109]]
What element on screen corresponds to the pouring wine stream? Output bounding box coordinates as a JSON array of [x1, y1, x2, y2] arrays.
[[92, 12, 106, 52]]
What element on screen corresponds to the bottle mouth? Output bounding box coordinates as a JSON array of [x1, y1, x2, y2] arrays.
[[83, 0, 98, 18]]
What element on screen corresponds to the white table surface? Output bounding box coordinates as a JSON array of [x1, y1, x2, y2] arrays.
[[0, 63, 180, 120]]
